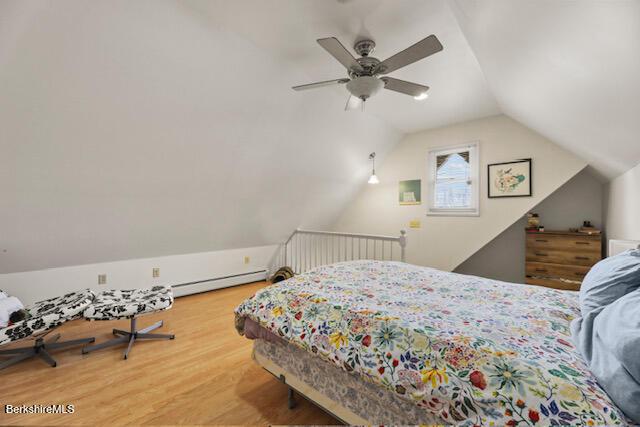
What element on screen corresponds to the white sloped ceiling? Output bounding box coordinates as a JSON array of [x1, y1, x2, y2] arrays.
[[2, 0, 635, 274], [0, 0, 499, 273], [183, 0, 501, 133], [452, 0, 640, 179]]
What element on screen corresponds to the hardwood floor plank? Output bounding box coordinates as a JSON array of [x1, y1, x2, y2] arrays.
[[0, 282, 336, 426]]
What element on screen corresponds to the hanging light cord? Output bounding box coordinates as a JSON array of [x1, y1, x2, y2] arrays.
[[369, 152, 376, 175]]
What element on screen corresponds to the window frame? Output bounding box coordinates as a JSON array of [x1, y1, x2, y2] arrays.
[[426, 142, 480, 217]]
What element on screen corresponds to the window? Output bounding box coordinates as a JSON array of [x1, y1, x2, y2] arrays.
[[427, 142, 479, 216]]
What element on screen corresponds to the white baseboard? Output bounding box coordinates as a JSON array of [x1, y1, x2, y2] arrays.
[[172, 270, 267, 297], [0, 245, 277, 305]]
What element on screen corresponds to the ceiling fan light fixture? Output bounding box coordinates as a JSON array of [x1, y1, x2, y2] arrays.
[[414, 92, 429, 101], [346, 76, 385, 101]]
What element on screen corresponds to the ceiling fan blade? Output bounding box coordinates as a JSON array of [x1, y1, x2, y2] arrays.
[[292, 78, 350, 91], [317, 37, 364, 72], [381, 77, 429, 97], [377, 35, 443, 74], [344, 95, 363, 111]]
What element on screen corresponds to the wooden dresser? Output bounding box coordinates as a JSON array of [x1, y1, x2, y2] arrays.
[[525, 230, 602, 291]]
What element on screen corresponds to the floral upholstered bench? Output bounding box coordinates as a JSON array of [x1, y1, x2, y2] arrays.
[[82, 285, 175, 360], [0, 289, 95, 370]]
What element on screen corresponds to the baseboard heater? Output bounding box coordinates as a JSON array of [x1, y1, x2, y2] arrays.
[[172, 270, 267, 298]]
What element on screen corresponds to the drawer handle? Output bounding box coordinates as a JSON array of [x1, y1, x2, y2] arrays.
[[535, 239, 548, 243], [575, 242, 590, 245], [535, 252, 548, 257], [575, 256, 590, 260], [535, 268, 548, 273]]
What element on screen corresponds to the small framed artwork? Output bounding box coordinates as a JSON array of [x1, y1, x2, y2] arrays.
[[488, 159, 532, 198], [399, 179, 421, 205]]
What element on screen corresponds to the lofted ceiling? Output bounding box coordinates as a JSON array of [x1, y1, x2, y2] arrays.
[[183, 0, 501, 133], [452, 0, 640, 179], [0, 0, 638, 273]]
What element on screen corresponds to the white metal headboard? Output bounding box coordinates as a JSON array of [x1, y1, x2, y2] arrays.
[[608, 239, 640, 256], [268, 229, 407, 276]]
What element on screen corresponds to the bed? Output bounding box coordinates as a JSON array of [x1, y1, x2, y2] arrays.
[[235, 260, 630, 425]]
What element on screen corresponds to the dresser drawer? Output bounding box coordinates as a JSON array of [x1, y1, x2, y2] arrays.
[[526, 234, 600, 252], [525, 277, 581, 291], [526, 248, 600, 266], [526, 262, 591, 281]]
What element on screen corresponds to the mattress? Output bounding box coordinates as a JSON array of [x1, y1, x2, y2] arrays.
[[235, 260, 629, 425]]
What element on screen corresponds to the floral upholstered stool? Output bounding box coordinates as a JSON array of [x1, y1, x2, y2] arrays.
[[82, 285, 175, 360], [0, 289, 95, 369]]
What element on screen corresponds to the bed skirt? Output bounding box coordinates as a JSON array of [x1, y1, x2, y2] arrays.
[[252, 338, 442, 425]]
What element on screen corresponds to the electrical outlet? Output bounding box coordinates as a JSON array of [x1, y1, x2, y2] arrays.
[[98, 274, 107, 285], [244, 256, 250, 265], [152, 268, 160, 278]]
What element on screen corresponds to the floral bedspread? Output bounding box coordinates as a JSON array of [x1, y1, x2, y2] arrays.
[[235, 261, 628, 425]]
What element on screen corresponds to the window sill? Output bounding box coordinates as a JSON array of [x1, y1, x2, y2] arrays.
[[427, 210, 480, 217]]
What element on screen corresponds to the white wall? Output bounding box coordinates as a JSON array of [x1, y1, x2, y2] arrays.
[[332, 115, 587, 271], [455, 168, 603, 283], [605, 160, 640, 244], [0, 0, 402, 274], [0, 245, 276, 305]]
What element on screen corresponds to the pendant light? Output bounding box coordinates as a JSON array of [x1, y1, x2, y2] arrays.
[[368, 152, 379, 184]]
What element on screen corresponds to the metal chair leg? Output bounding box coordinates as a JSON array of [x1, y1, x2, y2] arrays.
[[82, 336, 128, 354], [47, 337, 95, 350], [0, 347, 33, 355], [38, 349, 57, 367], [84, 318, 174, 360], [123, 335, 135, 360], [136, 333, 174, 340], [1, 333, 94, 369], [138, 320, 163, 334], [0, 349, 36, 370]]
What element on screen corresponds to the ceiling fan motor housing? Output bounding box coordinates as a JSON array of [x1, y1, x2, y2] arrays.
[[352, 39, 381, 76], [354, 39, 376, 57], [346, 76, 385, 101], [354, 56, 381, 76]]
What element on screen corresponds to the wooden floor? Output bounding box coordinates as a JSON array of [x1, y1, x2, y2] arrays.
[[0, 282, 336, 426]]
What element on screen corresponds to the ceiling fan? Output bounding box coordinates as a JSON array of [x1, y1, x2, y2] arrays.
[[292, 35, 443, 110]]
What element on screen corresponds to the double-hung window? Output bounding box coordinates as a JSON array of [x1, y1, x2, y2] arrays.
[[427, 142, 479, 216]]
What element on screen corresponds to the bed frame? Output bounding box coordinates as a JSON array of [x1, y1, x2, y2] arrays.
[[254, 350, 356, 425], [268, 228, 407, 276]]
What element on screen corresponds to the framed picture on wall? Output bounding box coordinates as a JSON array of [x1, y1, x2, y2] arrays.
[[488, 159, 532, 198], [399, 179, 421, 205]]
